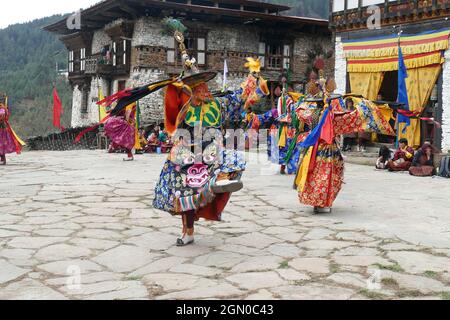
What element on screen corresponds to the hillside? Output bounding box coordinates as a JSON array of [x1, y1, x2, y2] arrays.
[[265, 0, 329, 19], [0, 15, 72, 138]]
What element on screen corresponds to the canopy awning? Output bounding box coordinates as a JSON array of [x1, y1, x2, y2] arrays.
[[347, 51, 444, 72], [342, 28, 450, 59]]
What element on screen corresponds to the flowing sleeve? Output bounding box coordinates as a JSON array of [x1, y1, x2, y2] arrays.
[[333, 97, 395, 136], [256, 109, 275, 128], [221, 88, 244, 123], [333, 110, 363, 136]]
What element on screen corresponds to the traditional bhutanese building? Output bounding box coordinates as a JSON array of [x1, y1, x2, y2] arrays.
[[330, 0, 450, 151], [44, 0, 333, 129]]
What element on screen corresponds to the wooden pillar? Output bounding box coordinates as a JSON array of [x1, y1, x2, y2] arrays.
[[358, 0, 363, 21], [344, 0, 348, 27], [435, 69, 444, 151], [384, 0, 389, 19]]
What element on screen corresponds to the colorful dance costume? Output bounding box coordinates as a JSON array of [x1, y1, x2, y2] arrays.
[[154, 60, 269, 246], [293, 81, 395, 212], [271, 91, 309, 175], [104, 103, 137, 160], [0, 94, 25, 165]]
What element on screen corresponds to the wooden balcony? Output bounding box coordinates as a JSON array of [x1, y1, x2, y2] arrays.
[[81, 55, 130, 78], [85, 56, 114, 76], [330, 0, 450, 32]]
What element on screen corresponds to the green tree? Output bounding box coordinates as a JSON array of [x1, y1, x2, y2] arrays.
[[263, 0, 329, 19], [0, 15, 72, 138]]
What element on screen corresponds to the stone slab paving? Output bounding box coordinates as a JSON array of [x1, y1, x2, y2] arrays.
[[0, 150, 450, 300]]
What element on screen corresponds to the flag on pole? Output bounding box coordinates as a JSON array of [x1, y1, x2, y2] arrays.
[[52, 87, 64, 131], [134, 101, 142, 151], [98, 84, 107, 122], [222, 59, 228, 91], [397, 44, 410, 133]]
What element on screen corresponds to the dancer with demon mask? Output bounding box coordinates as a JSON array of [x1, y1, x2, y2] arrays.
[[293, 76, 396, 213], [153, 59, 269, 246]]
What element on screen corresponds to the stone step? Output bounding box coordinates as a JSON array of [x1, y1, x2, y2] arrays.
[[344, 156, 376, 166], [343, 151, 378, 158]]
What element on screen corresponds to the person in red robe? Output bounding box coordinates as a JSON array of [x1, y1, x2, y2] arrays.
[[387, 138, 415, 172], [104, 103, 137, 161], [409, 142, 436, 176]]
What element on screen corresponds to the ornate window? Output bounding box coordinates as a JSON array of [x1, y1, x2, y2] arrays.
[[263, 41, 292, 71]]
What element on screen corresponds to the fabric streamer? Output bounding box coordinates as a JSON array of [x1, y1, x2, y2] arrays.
[[53, 87, 64, 131]]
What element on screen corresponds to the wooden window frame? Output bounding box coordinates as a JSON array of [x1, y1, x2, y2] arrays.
[[80, 89, 89, 114], [168, 32, 208, 68], [113, 39, 131, 67], [68, 50, 74, 73], [265, 42, 292, 71], [80, 48, 86, 71]]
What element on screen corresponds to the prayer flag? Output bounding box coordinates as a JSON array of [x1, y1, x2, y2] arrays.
[[52, 87, 64, 131], [222, 59, 228, 91], [397, 44, 410, 132], [98, 85, 107, 121]]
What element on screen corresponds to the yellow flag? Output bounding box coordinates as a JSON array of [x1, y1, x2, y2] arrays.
[[98, 86, 107, 121]]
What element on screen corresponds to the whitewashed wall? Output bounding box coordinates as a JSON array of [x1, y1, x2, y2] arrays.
[[70, 78, 110, 128], [92, 29, 111, 54], [334, 36, 347, 95]]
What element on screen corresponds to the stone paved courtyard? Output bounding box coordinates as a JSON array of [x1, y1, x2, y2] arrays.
[[1, 150, 450, 300]]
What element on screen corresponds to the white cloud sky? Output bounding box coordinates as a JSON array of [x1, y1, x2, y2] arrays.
[[0, 0, 100, 29]]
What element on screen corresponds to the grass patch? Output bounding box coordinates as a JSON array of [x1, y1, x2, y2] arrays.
[[329, 263, 340, 274], [441, 292, 450, 300], [381, 277, 399, 288], [358, 289, 388, 300], [373, 263, 404, 273], [126, 276, 142, 281], [423, 270, 438, 279], [279, 261, 289, 269]]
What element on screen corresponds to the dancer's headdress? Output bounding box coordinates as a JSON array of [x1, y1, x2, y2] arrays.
[[0, 92, 7, 107]]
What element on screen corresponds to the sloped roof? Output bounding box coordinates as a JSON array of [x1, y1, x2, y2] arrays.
[[45, 0, 329, 35]]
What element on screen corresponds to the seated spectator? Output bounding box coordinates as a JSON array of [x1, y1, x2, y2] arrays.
[[376, 145, 392, 169], [409, 142, 436, 177], [139, 129, 147, 146], [161, 134, 173, 153], [143, 127, 160, 153], [158, 129, 168, 144], [386, 138, 415, 172], [135, 129, 147, 154]]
